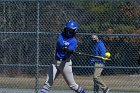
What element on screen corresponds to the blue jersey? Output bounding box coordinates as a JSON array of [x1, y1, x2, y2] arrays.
[[90, 40, 106, 64], [55, 32, 77, 60]]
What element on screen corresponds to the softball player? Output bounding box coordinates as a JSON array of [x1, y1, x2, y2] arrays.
[[41, 21, 85, 93]]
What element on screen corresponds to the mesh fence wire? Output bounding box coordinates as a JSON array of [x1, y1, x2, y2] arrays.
[[0, 0, 140, 93]]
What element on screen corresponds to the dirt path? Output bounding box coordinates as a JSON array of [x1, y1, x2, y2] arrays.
[[0, 74, 139, 92]]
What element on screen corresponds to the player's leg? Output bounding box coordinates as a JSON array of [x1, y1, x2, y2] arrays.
[[93, 80, 99, 93], [93, 63, 108, 92], [93, 63, 99, 93], [60, 60, 85, 93], [41, 64, 60, 93]]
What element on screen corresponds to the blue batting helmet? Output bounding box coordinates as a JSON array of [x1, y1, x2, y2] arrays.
[[62, 21, 78, 38], [65, 21, 78, 30]]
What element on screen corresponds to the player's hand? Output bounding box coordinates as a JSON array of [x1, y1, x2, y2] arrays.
[[62, 46, 74, 54], [62, 46, 68, 51]]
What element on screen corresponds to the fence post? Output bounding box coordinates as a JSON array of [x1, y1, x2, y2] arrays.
[[35, 0, 40, 93]]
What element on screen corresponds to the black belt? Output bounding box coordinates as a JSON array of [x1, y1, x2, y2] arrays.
[[57, 59, 63, 61], [56, 58, 70, 62]]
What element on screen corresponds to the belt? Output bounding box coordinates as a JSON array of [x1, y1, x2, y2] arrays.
[[56, 58, 70, 62], [57, 59, 63, 61]]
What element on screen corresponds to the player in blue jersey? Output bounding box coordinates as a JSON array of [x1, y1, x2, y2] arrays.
[[90, 34, 109, 93], [41, 21, 86, 93]]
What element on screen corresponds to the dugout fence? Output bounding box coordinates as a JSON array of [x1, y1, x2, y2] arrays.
[[0, 0, 140, 93]]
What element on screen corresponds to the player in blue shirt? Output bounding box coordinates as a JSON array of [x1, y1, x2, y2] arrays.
[[90, 34, 109, 93], [41, 21, 86, 93], [55, 31, 77, 60]]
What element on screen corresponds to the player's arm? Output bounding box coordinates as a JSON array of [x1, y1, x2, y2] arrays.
[[94, 42, 107, 61], [57, 33, 65, 47], [62, 40, 77, 54], [98, 42, 106, 57], [62, 46, 74, 53]]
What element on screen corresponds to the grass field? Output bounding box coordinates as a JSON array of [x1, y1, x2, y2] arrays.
[[0, 74, 139, 92]]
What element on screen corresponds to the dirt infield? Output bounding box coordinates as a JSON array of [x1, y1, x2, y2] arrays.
[[0, 74, 140, 92]]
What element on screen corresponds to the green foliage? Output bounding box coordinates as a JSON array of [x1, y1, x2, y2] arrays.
[[112, 25, 136, 33], [80, 22, 100, 33], [77, 1, 112, 13], [75, 1, 139, 33], [0, 1, 139, 34]]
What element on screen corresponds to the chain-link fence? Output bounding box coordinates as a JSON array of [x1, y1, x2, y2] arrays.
[[0, 0, 140, 93]]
